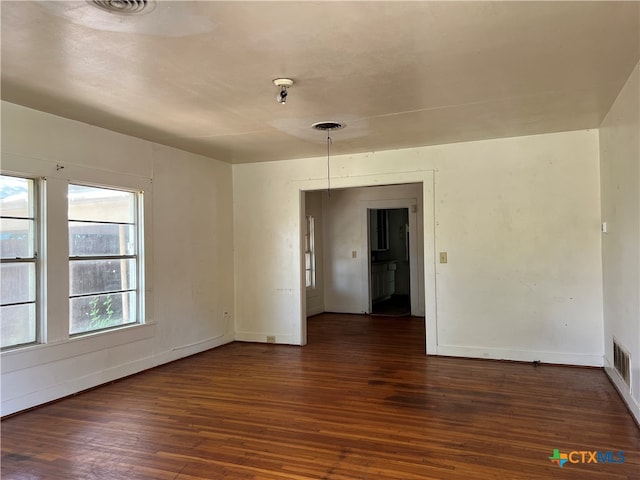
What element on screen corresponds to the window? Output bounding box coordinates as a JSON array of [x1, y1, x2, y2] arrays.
[[304, 215, 316, 288], [1, 175, 38, 349], [68, 184, 142, 335]]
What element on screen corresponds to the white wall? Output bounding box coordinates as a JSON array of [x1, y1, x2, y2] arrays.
[[0, 101, 610, 415], [233, 130, 603, 365], [599, 62, 640, 424], [321, 184, 424, 315], [1, 102, 235, 416], [305, 191, 324, 316], [232, 158, 436, 346]]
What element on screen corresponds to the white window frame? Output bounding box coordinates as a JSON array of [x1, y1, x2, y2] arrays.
[[67, 182, 145, 336], [0, 154, 153, 363], [304, 215, 316, 289], [0, 174, 41, 350]]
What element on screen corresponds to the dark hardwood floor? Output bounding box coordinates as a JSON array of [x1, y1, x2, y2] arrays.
[[2, 313, 639, 479]]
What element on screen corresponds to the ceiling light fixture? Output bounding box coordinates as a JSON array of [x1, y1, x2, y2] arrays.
[[312, 121, 346, 196], [273, 78, 294, 105]]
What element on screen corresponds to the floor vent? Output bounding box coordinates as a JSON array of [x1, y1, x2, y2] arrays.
[[613, 340, 631, 388]]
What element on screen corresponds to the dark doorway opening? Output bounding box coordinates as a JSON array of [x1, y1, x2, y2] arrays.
[[369, 208, 411, 316]]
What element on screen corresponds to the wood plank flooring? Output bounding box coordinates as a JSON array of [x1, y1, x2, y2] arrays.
[[2, 313, 639, 479]]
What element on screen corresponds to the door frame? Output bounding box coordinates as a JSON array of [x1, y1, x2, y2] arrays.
[[294, 171, 437, 355], [361, 200, 422, 315]]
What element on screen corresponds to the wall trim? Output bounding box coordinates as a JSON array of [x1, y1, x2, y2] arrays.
[[291, 170, 437, 353], [436, 344, 604, 367], [359, 197, 422, 316], [234, 331, 295, 344]]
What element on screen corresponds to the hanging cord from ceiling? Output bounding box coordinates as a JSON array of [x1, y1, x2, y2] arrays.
[[326, 130, 333, 197], [311, 121, 345, 198]]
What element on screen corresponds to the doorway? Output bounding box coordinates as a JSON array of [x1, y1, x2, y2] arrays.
[[369, 208, 411, 316], [298, 177, 435, 354]]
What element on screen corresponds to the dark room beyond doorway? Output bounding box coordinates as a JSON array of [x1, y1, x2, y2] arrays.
[[369, 208, 411, 316]]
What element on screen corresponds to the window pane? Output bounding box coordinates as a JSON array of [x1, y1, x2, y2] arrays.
[[69, 223, 135, 256], [1, 175, 37, 349], [70, 291, 137, 335], [68, 185, 135, 223], [0, 263, 36, 305], [68, 183, 141, 337], [0, 176, 32, 218], [70, 259, 136, 296], [1, 303, 36, 347], [0, 218, 35, 259]]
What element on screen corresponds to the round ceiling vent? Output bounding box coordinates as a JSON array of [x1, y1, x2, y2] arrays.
[[89, 0, 155, 15], [311, 121, 346, 131]]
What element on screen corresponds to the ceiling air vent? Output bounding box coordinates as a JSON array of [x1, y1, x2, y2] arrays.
[[613, 339, 631, 389], [312, 121, 346, 131], [89, 0, 155, 15]]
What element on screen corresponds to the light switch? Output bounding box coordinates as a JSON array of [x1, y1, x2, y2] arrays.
[[352, 250, 357, 258], [439, 252, 448, 263]]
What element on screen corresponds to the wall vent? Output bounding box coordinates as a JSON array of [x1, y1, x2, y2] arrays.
[[613, 339, 631, 389]]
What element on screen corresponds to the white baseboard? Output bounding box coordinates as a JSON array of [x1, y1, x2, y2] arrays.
[[234, 331, 296, 345], [604, 362, 640, 426], [435, 344, 604, 367]]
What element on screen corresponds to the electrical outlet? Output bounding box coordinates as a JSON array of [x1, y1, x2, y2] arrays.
[[266, 335, 276, 343]]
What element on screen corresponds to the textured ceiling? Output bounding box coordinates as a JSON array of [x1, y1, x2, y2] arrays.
[[2, 1, 639, 164]]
